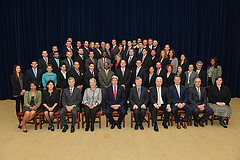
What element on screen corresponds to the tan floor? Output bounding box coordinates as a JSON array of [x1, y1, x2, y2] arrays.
[[0, 98, 239, 160]]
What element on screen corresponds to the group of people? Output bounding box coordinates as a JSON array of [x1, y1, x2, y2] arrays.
[[11, 37, 232, 133]]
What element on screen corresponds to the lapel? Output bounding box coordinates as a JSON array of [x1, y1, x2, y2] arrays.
[[135, 87, 141, 100], [174, 85, 180, 98]]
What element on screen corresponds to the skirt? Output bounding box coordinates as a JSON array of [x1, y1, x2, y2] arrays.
[[208, 103, 232, 118], [43, 106, 59, 113], [22, 106, 39, 114]]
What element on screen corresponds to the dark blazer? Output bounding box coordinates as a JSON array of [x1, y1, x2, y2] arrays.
[[166, 72, 176, 87], [129, 86, 149, 109], [106, 85, 126, 108], [25, 68, 44, 87], [62, 87, 82, 107], [208, 85, 231, 105], [179, 61, 189, 72], [188, 86, 207, 106], [146, 73, 157, 89], [83, 69, 98, 88], [38, 57, 52, 72], [197, 69, 207, 87], [67, 69, 83, 87], [126, 55, 137, 71], [51, 58, 60, 74], [85, 58, 98, 71], [115, 68, 132, 88], [62, 46, 75, 60], [168, 84, 188, 106], [150, 86, 171, 106], [62, 58, 74, 72], [82, 47, 90, 59], [74, 54, 85, 73], [160, 58, 170, 69], [111, 45, 119, 58], [132, 67, 148, 87], [153, 46, 161, 57], [93, 48, 102, 60], [57, 72, 68, 89], [179, 73, 186, 85], [141, 55, 152, 70], [119, 50, 127, 61], [11, 74, 27, 96], [151, 56, 160, 68], [112, 61, 121, 73], [155, 68, 167, 86]]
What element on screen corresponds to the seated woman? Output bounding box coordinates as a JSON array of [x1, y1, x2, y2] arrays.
[[176, 66, 186, 85], [207, 57, 222, 86], [165, 64, 176, 87], [19, 81, 42, 133], [208, 76, 231, 128], [82, 78, 102, 132], [42, 64, 57, 89], [42, 80, 60, 131]]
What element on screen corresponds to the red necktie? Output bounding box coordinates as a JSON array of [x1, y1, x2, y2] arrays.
[[92, 58, 95, 65], [114, 86, 117, 100], [87, 48, 89, 52], [70, 88, 73, 96]]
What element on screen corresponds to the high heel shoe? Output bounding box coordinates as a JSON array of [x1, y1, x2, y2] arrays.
[[23, 129, 28, 133], [51, 125, 55, 131], [18, 124, 22, 129]]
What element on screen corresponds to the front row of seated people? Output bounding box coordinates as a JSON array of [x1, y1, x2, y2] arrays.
[[18, 75, 231, 133]]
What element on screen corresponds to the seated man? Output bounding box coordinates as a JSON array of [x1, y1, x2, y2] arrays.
[[150, 77, 171, 132], [105, 76, 126, 129], [129, 77, 149, 130], [188, 78, 213, 127], [168, 75, 193, 129], [60, 77, 82, 133]]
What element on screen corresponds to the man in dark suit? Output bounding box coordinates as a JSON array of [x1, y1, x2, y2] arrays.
[[84, 63, 98, 90], [115, 60, 132, 105], [93, 42, 102, 60], [82, 41, 90, 59], [25, 60, 44, 87], [48, 45, 58, 58], [132, 59, 147, 87], [151, 50, 160, 68], [147, 38, 153, 52], [111, 39, 118, 58], [126, 40, 133, 57], [100, 41, 106, 52], [60, 77, 81, 133], [105, 43, 113, 62], [38, 50, 51, 72], [73, 41, 82, 56], [85, 51, 98, 71], [150, 77, 172, 132], [74, 48, 85, 73], [67, 61, 83, 91], [189, 78, 213, 127], [196, 61, 207, 87], [62, 41, 74, 60], [155, 62, 167, 86], [141, 48, 152, 70], [129, 77, 149, 130], [62, 51, 74, 72], [51, 52, 61, 74], [106, 76, 126, 129], [153, 40, 161, 57], [136, 42, 144, 58], [168, 75, 193, 129], [126, 49, 137, 70]]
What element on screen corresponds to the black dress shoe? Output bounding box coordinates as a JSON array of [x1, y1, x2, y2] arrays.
[[51, 125, 55, 131], [154, 124, 159, 132], [71, 125, 75, 133], [139, 124, 144, 130], [199, 121, 205, 127], [162, 123, 168, 129], [91, 124, 94, 132], [48, 124, 52, 130], [111, 123, 116, 129], [85, 124, 90, 131], [117, 123, 121, 129], [62, 125, 68, 133], [23, 129, 28, 133], [220, 121, 228, 128], [194, 122, 199, 127], [18, 124, 22, 129], [134, 124, 138, 130]]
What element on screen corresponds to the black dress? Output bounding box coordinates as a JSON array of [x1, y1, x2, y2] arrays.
[[42, 90, 60, 113]]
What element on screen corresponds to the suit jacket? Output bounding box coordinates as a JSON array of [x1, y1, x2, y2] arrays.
[[151, 56, 160, 68], [106, 85, 126, 108], [111, 45, 119, 58], [57, 71, 68, 89], [24, 90, 42, 108], [11, 74, 27, 96], [67, 69, 83, 87], [82, 47, 90, 59], [93, 48, 102, 60], [97, 58, 111, 72], [115, 67, 132, 88], [166, 72, 176, 87], [98, 70, 114, 88], [74, 54, 85, 73], [85, 58, 98, 71], [155, 68, 167, 86], [188, 86, 207, 106], [62, 58, 74, 72], [141, 55, 152, 70], [132, 67, 147, 87], [146, 73, 157, 89], [153, 46, 161, 57], [160, 58, 170, 69], [185, 71, 199, 87], [25, 68, 44, 87], [112, 61, 121, 73], [62, 87, 82, 107], [196, 69, 207, 87], [129, 86, 149, 108], [207, 66, 222, 85], [38, 57, 52, 72], [150, 86, 171, 106], [208, 85, 231, 105], [62, 46, 75, 60], [168, 84, 188, 106], [51, 58, 60, 74], [83, 69, 98, 88], [126, 55, 137, 70]]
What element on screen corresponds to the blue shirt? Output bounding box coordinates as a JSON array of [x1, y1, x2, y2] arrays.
[[42, 72, 57, 89]]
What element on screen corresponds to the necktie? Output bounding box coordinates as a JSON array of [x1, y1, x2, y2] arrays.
[[197, 88, 201, 101], [92, 71, 94, 77], [137, 88, 141, 99], [157, 88, 163, 106], [77, 70, 80, 76], [122, 69, 124, 77], [87, 48, 89, 52], [92, 58, 95, 65], [128, 56, 132, 65], [104, 58, 106, 63], [142, 56, 145, 63], [45, 58, 48, 65], [114, 86, 117, 100], [158, 70, 160, 76], [33, 68, 37, 78], [106, 70, 108, 77], [70, 88, 73, 96], [177, 86, 181, 98]]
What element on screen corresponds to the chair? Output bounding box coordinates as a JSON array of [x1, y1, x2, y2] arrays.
[[59, 111, 81, 129], [171, 110, 191, 126], [39, 88, 62, 129], [18, 109, 43, 130], [81, 111, 102, 129], [150, 110, 171, 126], [131, 110, 150, 128], [211, 114, 230, 125], [106, 111, 125, 127], [189, 110, 209, 126]]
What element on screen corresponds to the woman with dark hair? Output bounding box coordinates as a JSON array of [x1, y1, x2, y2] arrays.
[[168, 49, 178, 74], [57, 63, 68, 89], [42, 64, 57, 89], [11, 65, 26, 119], [19, 81, 42, 132], [178, 54, 189, 72], [159, 50, 170, 69], [165, 64, 176, 87], [208, 77, 231, 128], [207, 57, 222, 86], [176, 66, 186, 85], [117, 43, 126, 60], [42, 80, 60, 131], [146, 66, 157, 90]]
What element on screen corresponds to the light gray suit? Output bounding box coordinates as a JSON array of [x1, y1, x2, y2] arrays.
[[171, 57, 178, 74], [185, 71, 199, 87], [207, 66, 222, 85], [97, 58, 111, 72]]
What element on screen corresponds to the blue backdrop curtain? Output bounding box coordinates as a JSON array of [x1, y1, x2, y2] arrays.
[[0, 0, 239, 99]]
